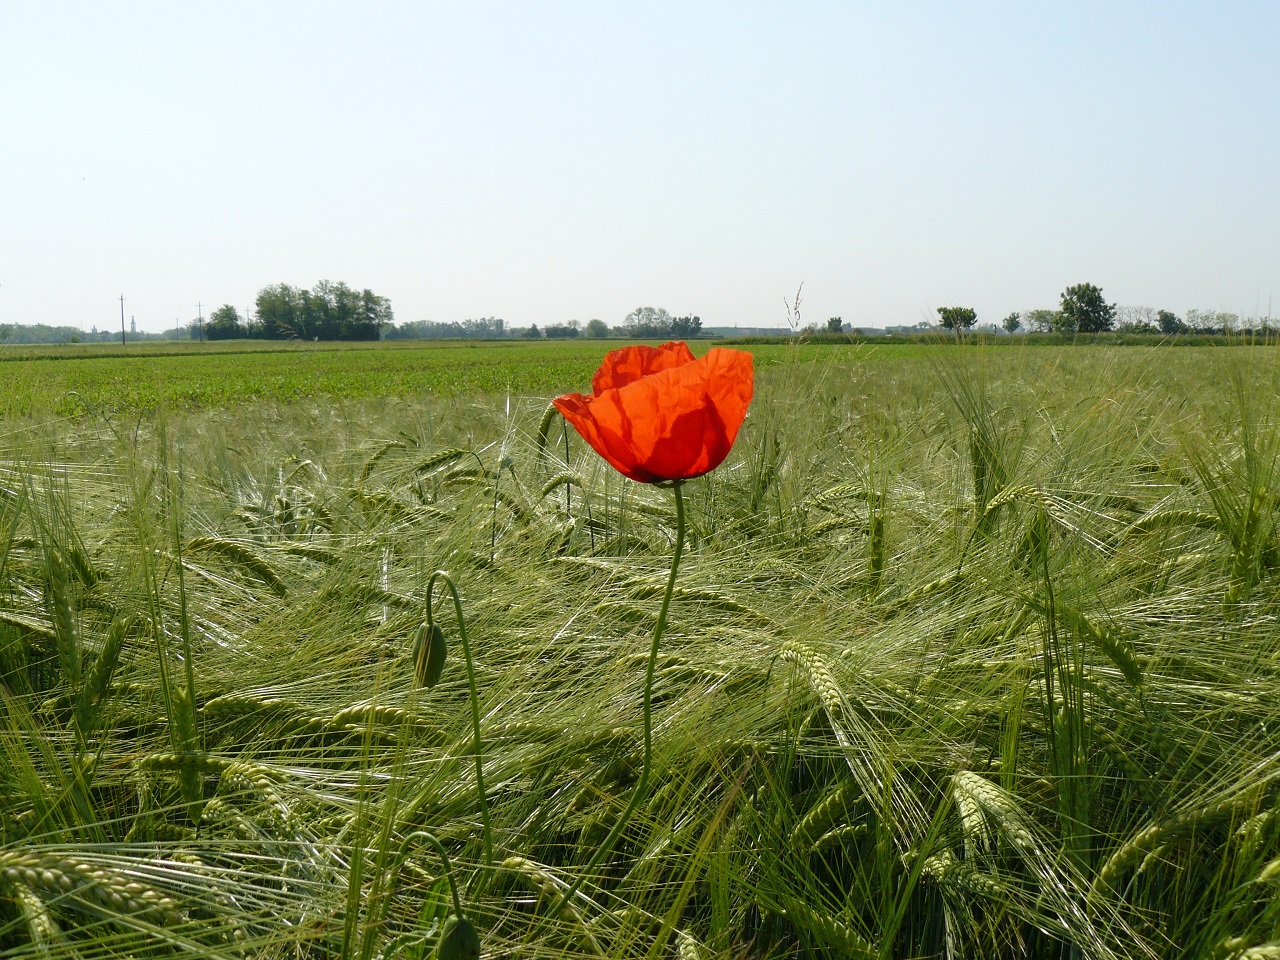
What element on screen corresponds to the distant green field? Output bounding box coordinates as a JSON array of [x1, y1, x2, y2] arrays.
[[4, 335, 1258, 419], [0, 338, 933, 416], [1, 339, 617, 416]]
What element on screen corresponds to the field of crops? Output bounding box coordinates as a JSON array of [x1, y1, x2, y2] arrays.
[[3, 341, 1280, 959], [0, 338, 947, 417]]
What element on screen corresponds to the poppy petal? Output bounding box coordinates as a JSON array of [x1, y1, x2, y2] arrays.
[[591, 342, 695, 394]]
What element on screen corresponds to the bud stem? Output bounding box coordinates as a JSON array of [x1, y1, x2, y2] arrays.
[[427, 571, 493, 868]]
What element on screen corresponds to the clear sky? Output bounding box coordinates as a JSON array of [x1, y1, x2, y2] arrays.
[[3, 2, 1277, 333]]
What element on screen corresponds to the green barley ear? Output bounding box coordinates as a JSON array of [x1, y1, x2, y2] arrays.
[[535, 401, 561, 464], [73, 614, 131, 743], [437, 914, 481, 960], [412, 622, 448, 689], [44, 547, 80, 688], [866, 513, 885, 593], [1015, 505, 1052, 574], [168, 686, 204, 824]]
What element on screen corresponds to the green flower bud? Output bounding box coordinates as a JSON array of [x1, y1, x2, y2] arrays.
[[413, 622, 448, 689], [437, 914, 481, 960]]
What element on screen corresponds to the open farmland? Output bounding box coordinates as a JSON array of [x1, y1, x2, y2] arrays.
[[0, 338, 955, 417], [3, 341, 1280, 959]]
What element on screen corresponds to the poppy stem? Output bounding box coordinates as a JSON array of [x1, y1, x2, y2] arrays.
[[552, 480, 686, 916], [427, 570, 493, 869]]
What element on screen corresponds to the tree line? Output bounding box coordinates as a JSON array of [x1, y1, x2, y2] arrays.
[[0, 296, 710, 344], [14, 281, 1265, 346], [368, 306, 703, 341], [200, 281, 393, 341], [934, 283, 1271, 336], [198, 293, 708, 341]]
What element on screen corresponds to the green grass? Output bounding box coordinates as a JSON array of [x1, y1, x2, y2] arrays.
[[3, 342, 1280, 959]]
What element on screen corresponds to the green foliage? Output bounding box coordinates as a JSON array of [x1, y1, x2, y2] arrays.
[[1023, 308, 1060, 332], [621, 307, 703, 339], [936, 306, 977, 331], [384, 318, 505, 340], [0, 322, 190, 344], [622, 306, 672, 337], [543, 321, 581, 339], [205, 305, 244, 340], [672, 315, 702, 337], [254, 280, 391, 341], [584, 318, 609, 338], [1058, 282, 1116, 333], [1159, 309, 1187, 334], [1001, 312, 1021, 334]]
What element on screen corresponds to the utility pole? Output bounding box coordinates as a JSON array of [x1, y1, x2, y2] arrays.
[[197, 302, 203, 342], [120, 295, 126, 346]]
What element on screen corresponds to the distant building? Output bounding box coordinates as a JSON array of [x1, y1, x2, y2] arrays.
[[130, 317, 137, 334]]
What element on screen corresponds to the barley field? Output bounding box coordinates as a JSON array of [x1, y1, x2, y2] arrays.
[[3, 341, 1280, 959]]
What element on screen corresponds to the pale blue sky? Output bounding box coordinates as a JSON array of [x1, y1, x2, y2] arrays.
[[2, 2, 1277, 333]]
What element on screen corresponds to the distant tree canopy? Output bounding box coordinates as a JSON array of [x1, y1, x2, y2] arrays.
[[0, 322, 188, 344], [585, 319, 609, 338], [936, 306, 977, 332], [384, 317, 504, 340], [1002, 312, 1022, 334], [1186, 309, 1243, 333], [253, 281, 392, 341], [205, 305, 244, 341], [621, 307, 703, 339], [543, 321, 580, 339], [1058, 283, 1115, 333], [671, 315, 702, 338], [1023, 309, 1060, 333]]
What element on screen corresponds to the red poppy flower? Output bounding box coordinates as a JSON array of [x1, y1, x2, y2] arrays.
[[553, 342, 754, 483]]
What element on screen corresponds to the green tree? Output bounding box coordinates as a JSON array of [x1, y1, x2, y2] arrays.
[[936, 306, 977, 333], [460, 317, 502, 338], [253, 281, 390, 340], [205, 305, 244, 340], [307, 280, 383, 340], [622, 307, 673, 338], [255, 283, 305, 339], [522, 324, 542, 339], [544, 321, 581, 339], [1157, 309, 1186, 334], [585, 318, 609, 338], [671, 315, 702, 338], [1001, 312, 1022, 334], [1059, 283, 1115, 333], [1022, 309, 1058, 332], [826, 316, 843, 333], [360, 289, 395, 338]]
